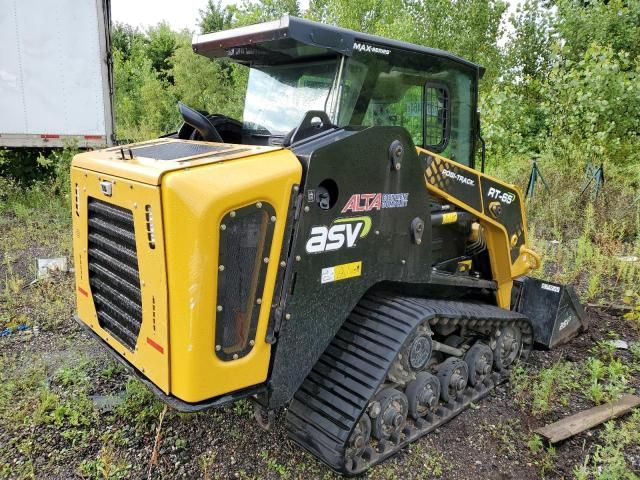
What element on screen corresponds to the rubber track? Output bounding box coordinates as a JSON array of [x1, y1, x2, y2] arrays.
[[286, 293, 532, 475]]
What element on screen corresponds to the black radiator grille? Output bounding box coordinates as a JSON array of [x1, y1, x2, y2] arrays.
[[87, 198, 142, 350], [215, 203, 275, 360]]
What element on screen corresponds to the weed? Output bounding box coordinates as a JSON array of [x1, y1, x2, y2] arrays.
[[539, 444, 556, 476], [630, 342, 640, 368], [531, 362, 579, 415], [115, 378, 165, 432], [232, 398, 254, 418], [100, 362, 124, 379], [485, 419, 521, 456], [511, 362, 584, 415], [78, 444, 131, 480], [422, 451, 446, 477], [527, 434, 544, 454], [199, 450, 217, 480], [623, 291, 640, 330], [53, 360, 91, 387], [35, 389, 95, 427], [591, 339, 616, 362], [509, 365, 529, 407], [573, 461, 589, 480], [584, 356, 631, 405], [527, 433, 557, 476], [260, 450, 290, 478], [574, 411, 640, 479]]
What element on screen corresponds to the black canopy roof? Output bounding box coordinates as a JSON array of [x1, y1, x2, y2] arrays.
[[192, 15, 484, 77]]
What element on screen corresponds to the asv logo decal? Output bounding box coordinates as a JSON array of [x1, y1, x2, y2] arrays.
[[487, 187, 516, 205], [305, 217, 372, 254]]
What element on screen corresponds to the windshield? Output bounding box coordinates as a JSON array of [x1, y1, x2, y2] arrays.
[[242, 59, 338, 135]]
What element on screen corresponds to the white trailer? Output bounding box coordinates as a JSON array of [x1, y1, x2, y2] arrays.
[[0, 0, 114, 148]]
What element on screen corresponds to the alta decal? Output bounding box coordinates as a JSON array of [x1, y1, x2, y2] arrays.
[[305, 217, 372, 254], [341, 193, 409, 213]]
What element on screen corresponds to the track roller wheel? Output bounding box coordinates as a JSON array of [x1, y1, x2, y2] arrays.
[[437, 358, 468, 403], [406, 372, 440, 419], [464, 342, 493, 386], [407, 332, 433, 371], [371, 388, 408, 440], [492, 325, 522, 370], [345, 414, 371, 461]]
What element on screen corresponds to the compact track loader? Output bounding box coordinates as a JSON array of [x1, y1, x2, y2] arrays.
[[71, 16, 586, 473]]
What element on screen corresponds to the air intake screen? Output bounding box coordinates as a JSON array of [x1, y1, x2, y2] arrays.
[[130, 141, 231, 160], [216, 203, 275, 360], [87, 198, 142, 350]]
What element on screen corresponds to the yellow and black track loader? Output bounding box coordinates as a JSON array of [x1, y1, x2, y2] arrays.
[[71, 16, 586, 474]]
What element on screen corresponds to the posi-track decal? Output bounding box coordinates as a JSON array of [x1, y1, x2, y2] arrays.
[[442, 169, 475, 186], [424, 155, 482, 211], [305, 217, 372, 254], [341, 193, 409, 213], [321, 261, 363, 284]]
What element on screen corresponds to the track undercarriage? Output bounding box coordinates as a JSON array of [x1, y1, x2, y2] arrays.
[[286, 293, 533, 475]]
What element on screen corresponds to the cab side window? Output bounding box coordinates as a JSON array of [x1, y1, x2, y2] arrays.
[[361, 78, 424, 146], [424, 83, 450, 152]]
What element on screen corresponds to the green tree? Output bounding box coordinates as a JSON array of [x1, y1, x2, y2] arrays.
[[229, 0, 301, 26], [145, 23, 184, 81], [111, 22, 145, 61], [112, 39, 178, 141], [503, 0, 554, 81], [554, 0, 640, 60], [170, 46, 247, 120], [307, 0, 506, 86], [199, 0, 235, 33]]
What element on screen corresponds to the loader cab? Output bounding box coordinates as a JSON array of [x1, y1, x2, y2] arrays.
[[192, 15, 483, 168]]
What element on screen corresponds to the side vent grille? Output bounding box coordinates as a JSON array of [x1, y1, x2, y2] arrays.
[[145, 205, 156, 249], [75, 184, 80, 216], [215, 202, 276, 360], [87, 198, 142, 350]]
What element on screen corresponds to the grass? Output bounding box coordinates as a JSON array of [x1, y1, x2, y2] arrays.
[[573, 410, 640, 480], [493, 160, 640, 304], [78, 443, 132, 480], [115, 378, 166, 432], [511, 362, 581, 416]]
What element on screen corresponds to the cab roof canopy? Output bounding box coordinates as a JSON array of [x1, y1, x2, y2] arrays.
[[192, 15, 484, 77]]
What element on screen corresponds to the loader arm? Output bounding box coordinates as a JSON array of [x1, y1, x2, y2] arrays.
[[418, 147, 540, 308]]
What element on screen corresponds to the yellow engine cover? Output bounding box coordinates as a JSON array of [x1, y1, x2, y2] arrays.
[[72, 139, 302, 403]]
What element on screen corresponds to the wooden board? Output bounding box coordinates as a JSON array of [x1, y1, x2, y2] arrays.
[[535, 395, 640, 444]]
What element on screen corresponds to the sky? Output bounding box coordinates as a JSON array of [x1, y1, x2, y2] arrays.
[[112, 0, 522, 35], [111, 0, 309, 32]]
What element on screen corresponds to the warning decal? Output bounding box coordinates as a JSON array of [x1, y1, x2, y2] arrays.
[[321, 261, 363, 284]]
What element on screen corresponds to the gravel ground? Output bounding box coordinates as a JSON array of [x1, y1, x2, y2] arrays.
[[1, 292, 638, 479]]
